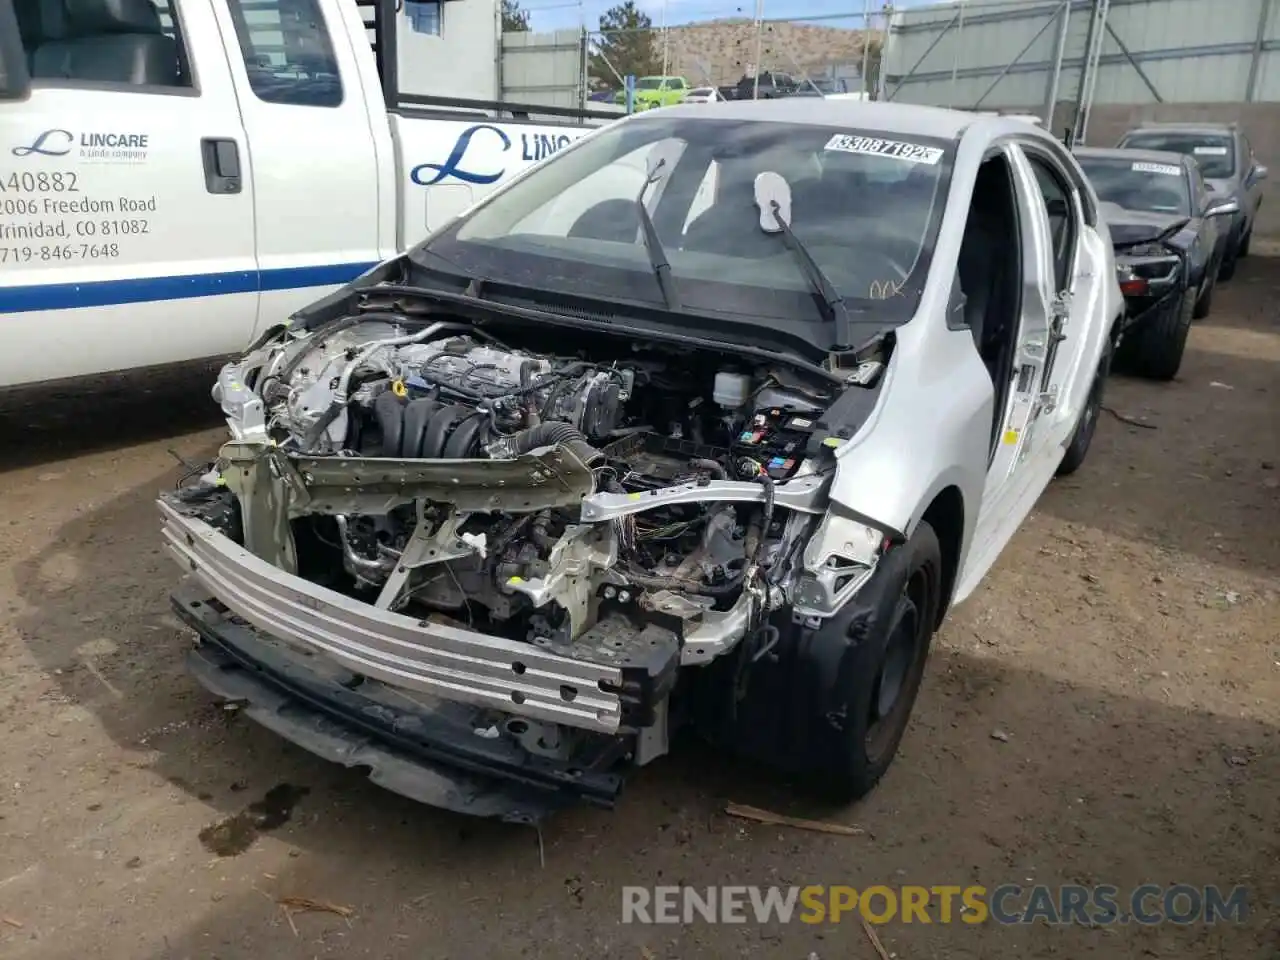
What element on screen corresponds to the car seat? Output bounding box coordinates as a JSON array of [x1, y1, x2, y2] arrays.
[[566, 198, 641, 243], [682, 148, 824, 258], [31, 0, 179, 86], [682, 194, 778, 258], [1138, 185, 1186, 213]]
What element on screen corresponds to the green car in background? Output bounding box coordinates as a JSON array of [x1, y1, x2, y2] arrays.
[[615, 75, 690, 111]]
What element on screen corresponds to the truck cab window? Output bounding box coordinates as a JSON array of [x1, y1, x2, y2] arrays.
[[406, 1, 441, 35], [226, 0, 342, 107], [17, 0, 190, 89]]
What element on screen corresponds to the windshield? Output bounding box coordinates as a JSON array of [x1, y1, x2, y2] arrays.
[[419, 117, 955, 332], [1119, 132, 1235, 179], [1077, 156, 1190, 215], [635, 77, 664, 90]]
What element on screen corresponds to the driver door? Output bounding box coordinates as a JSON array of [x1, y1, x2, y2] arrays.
[[1001, 145, 1074, 468], [978, 146, 1061, 494]]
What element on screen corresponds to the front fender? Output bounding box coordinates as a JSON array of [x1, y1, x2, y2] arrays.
[[825, 318, 992, 573]]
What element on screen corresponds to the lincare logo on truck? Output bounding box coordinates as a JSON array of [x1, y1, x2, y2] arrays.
[[410, 121, 590, 187], [4, 127, 157, 264], [12, 128, 149, 164]]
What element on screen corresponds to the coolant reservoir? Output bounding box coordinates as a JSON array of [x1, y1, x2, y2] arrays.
[[713, 370, 751, 409]]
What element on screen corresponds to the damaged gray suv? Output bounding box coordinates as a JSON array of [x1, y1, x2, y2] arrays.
[[160, 101, 1120, 822]]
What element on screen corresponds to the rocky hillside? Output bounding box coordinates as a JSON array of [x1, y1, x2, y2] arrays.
[[658, 18, 875, 86]]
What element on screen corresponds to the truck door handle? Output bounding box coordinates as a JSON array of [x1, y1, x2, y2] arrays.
[[200, 138, 242, 194]]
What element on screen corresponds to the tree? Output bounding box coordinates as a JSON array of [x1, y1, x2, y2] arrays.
[[591, 1, 661, 85], [502, 0, 530, 32]]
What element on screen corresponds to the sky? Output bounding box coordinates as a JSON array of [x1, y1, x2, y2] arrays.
[[526, 0, 944, 33]]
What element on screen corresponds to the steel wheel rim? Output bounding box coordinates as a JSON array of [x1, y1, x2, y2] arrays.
[[865, 572, 928, 763]]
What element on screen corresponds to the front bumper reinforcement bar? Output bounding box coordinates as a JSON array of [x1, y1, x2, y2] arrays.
[[159, 499, 625, 734], [172, 581, 624, 821]]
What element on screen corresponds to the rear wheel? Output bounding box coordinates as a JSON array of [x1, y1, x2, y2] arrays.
[[1126, 287, 1194, 381], [1056, 337, 1112, 476]]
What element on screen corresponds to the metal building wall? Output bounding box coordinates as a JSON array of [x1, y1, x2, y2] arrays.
[[882, 0, 1280, 111], [499, 29, 590, 111]]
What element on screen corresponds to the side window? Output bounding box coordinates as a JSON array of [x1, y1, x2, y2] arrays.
[[1025, 153, 1076, 293], [406, 1, 441, 36], [669, 78, 684, 90], [19, 0, 192, 89], [226, 0, 343, 107]]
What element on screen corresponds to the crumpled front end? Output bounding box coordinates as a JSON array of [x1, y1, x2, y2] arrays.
[[1112, 229, 1190, 333], [159, 301, 894, 819]]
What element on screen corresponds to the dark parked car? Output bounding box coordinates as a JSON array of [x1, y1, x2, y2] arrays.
[[1075, 146, 1239, 379], [732, 70, 796, 100], [789, 77, 853, 97], [1116, 122, 1267, 281]]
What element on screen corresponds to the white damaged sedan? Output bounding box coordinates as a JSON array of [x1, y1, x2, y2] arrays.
[[160, 99, 1122, 822]]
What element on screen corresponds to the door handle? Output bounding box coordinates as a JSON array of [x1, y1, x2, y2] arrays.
[[200, 137, 242, 194]]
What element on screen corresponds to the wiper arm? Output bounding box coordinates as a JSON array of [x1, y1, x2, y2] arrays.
[[635, 160, 682, 311], [765, 199, 854, 347], [636, 197, 682, 311]]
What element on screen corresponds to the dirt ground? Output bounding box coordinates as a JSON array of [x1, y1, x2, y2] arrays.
[[1, 260, 1277, 960]]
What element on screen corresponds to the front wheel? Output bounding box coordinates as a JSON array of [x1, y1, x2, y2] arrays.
[[1193, 267, 1216, 320], [1217, 234, 1240, 281], [1123, 287, 1194, 381], [814, 520, 942, 802]]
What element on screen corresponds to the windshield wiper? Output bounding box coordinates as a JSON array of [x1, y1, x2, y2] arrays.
[[635, 160, 682, 311], [762, 198, 855, 348]]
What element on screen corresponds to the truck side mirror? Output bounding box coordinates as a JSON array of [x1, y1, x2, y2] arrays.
[[1254, 163, 1269, 181], [0, 8, 30, 101]]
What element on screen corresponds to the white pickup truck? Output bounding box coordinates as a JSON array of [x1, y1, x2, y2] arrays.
[[0, 0, 609, 388]]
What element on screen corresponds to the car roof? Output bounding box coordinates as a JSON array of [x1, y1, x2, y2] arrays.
[[1074, 145, 1191, 166], [1122, 122, 1237, 137], [647, 98, 985, 139]]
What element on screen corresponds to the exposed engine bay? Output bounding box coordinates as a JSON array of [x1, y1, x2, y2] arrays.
[[206, 313, 884, 644], [161, 301, 890, 818]]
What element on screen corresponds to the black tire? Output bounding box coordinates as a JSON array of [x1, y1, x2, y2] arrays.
[[1123, 287, 1193, 381], [1238, 227, 1252, 259], [1192, 269, 1215, 320], [815, 521, 943, 803], [1217, 237, 1239, 281], [1056, 337, 1112, 477]]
